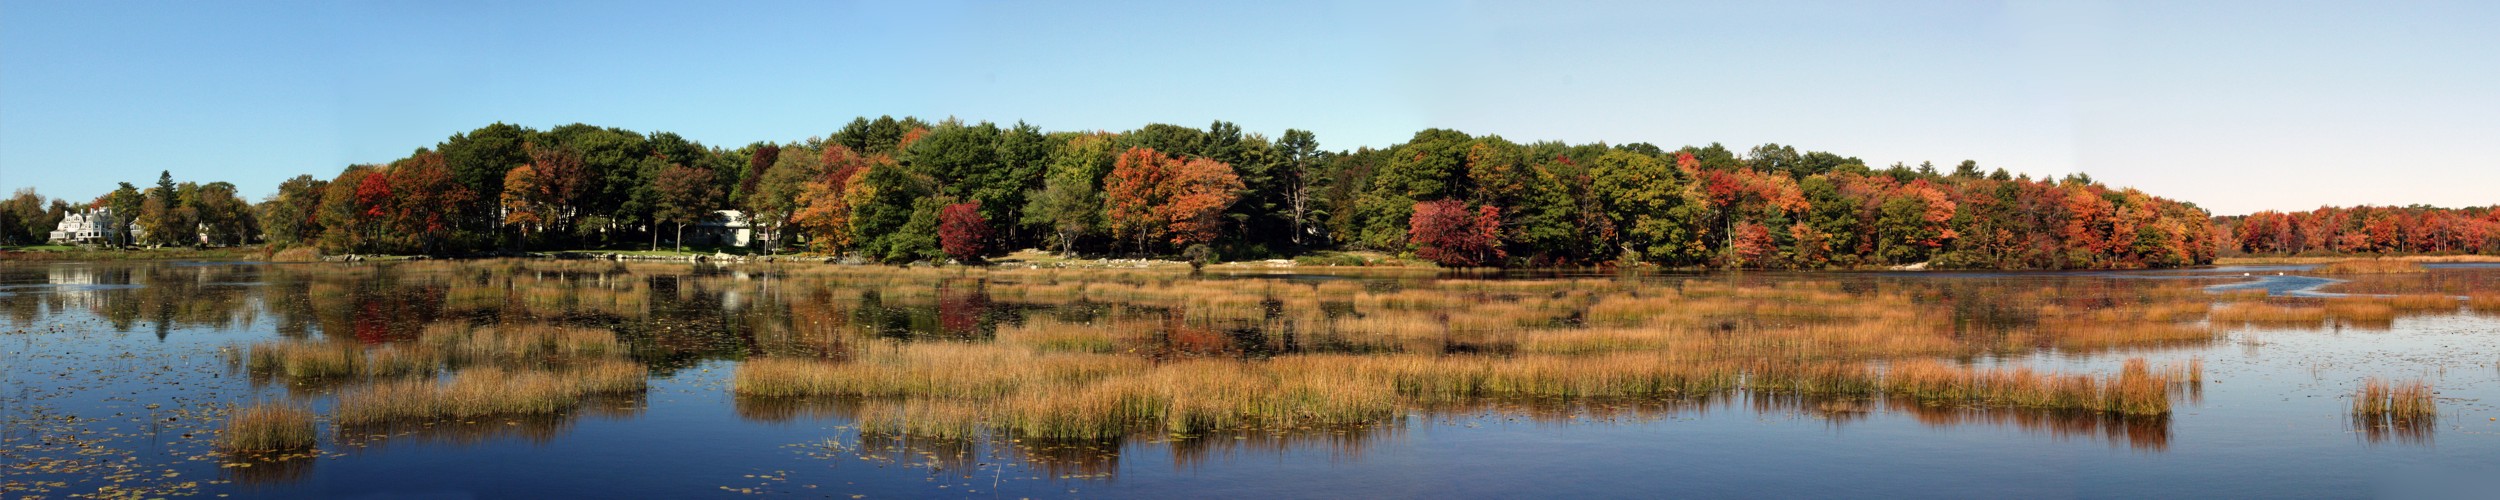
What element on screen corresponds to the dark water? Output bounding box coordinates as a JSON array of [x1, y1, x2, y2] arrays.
[[4, 261, 2498, 498]]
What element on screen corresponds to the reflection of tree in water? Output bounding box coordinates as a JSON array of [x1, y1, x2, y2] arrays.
[[14, 263, 267, 338]]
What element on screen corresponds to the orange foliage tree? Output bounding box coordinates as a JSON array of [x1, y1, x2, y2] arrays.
[[1104, 147, 1242, 254]]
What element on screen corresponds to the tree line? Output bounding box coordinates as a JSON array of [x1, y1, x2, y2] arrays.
[[5, 117, 2491, 268]]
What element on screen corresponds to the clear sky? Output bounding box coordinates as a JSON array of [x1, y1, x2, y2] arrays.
[[3, 0, 2493, 215]]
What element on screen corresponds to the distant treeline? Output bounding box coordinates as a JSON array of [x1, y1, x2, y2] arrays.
[[2217, 205, 2500, 256], [4, 117, 2491, 268], [2, 173, 257, 248]]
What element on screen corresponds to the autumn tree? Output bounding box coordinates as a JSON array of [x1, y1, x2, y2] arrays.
[[788, 146, 874, 252], [1104, 147, 1242, 255], [653, 164, 720, 252], [1407, 199, 1504, 267], [501, 165, 546, 243], [938, 201, 990, 263], [524, 143, 590, 236]]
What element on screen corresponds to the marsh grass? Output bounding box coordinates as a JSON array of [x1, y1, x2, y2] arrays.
[[419, 322, 620, 364], [217, 261, 2308, 447], [2471, 294, 2500, 314], [2380, 294, 2460, 312], [2351, 378, 2437, 444], [717, 268, 2242, 440], [221, 402, 318, 453], [2211, 302, 2326, 326], [333, 360, 648, 425], [2213, 289, 2270, 301], [2324, 300, 2396, 326], [2312, 259, 2427, 274]]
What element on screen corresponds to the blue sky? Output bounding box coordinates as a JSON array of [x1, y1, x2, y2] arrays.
[[3, 0, 2493, 215]]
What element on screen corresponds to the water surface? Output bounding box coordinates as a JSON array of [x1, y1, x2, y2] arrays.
[[4, 260, 2497, 498]]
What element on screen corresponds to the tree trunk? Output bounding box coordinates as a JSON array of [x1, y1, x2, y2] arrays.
[[675, 223, 685, 253]]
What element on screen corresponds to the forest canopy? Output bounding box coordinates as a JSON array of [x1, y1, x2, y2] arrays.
[[12, 117, 2496, 269]]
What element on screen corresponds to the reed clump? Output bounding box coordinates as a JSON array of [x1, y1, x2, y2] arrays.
[[2351, 378, 2436, 421], [1756, 358, 2175, 416], [2381, 294, 2459, 312], [2311, 259, 2426, 274], [333, 360, 649, 425], [241, 341, 441, 382], [418, 322, 620, 364], [2210, 302, 2326, 326], [2471, 294, 2500, 313], [219, 402, 318, 453]]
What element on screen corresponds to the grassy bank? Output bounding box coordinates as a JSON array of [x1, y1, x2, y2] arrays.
[[2, 245, 263, 261]]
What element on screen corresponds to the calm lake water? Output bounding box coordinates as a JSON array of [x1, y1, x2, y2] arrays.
[[4, 260, 2498, 498]]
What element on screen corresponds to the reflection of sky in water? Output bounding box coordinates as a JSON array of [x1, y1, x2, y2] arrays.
[[2, 261, 2496, 498]]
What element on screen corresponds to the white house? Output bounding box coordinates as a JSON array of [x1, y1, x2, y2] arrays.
[[48, 208, 122, 245], [684, 210, 761, 248]]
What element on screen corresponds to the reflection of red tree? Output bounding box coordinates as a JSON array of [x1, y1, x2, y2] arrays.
[[1166, 325, 1233, 357], [352, 299, 392, 344], [937, 283, 988, 337]]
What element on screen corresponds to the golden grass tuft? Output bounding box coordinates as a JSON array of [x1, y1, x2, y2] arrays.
[[2351, 378, 2436, 421], [2210, 302, 2325, 326], [220, 403, 317, 453]]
